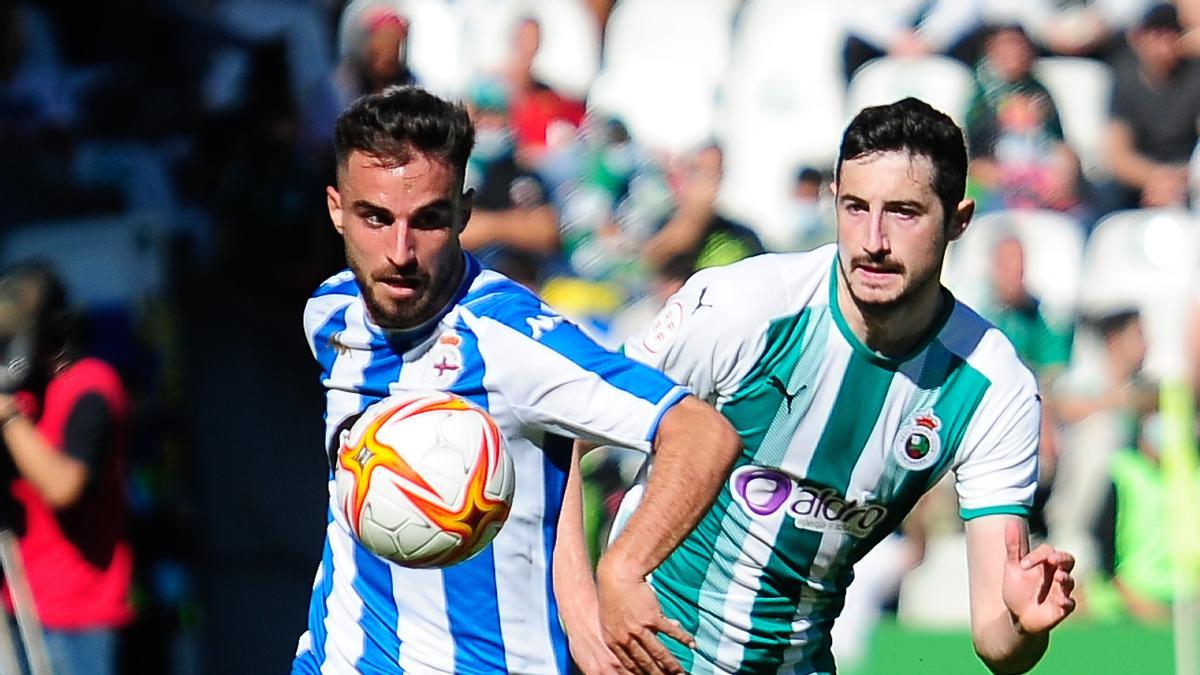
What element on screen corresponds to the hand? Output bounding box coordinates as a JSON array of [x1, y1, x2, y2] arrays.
[[597, 556, 694, 674], [569, 618, 630, 675], [1141, 165, 1188, 207], [1002, 520, 1076, 634]]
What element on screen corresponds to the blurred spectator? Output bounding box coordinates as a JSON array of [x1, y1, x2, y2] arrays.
[[642, 144, 764, 272], [333, 5, 415, 109], [605, 253, 694, 348], [503, 17, 586, 164], [0, 3, 70, 134], [966, 24, 1083, 214], [1088, 411, 1187, 623], [982, 234, 1073, 379], [461, 80, 561, 266], [0, 264, 132, 675], [842, 0, 984, 81], [1046, 308, 1155, 579], [787, 167, 834, 251], [1105, 3, 1200, 210], [985, 0, 1150, 59]]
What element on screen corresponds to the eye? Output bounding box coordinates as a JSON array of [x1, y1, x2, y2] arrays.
[[411, 209, 453, 231]]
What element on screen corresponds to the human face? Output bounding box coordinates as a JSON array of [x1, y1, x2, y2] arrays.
[[1131, 27, 1181, 77], [327, 150, 471, 330], [834, 151, 971, 316], [986, 28, 1034, 83], [991, 237, 1027, 308]]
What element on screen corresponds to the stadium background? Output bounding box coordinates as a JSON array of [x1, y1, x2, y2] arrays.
[[1, 0, 1197, 672]]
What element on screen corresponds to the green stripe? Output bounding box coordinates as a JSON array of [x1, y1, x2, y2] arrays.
[[961, 504, 1030, 520], [739, 355, 896, 673], [651, 309, 817, 672]]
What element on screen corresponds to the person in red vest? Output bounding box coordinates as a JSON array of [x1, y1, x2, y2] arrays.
[[0, 263, 132, 675]]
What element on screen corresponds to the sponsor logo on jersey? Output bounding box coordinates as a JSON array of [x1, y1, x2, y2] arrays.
[[428, 332, 464, 387], [526, 313, 563, 340], [642, 301, 684, 354], [892, 410, 942, 471], [729, 466, 889, 538]]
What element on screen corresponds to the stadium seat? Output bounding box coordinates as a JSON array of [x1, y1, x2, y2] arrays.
[[0, 214, 167, 309], [587, 66, 718, 156], [1033, 57, 1113, 181], [943, 209, 1087, 326], [1079, 208, 1200, 378], [844, 56, 975, 126], [715, 0, 846, 248], [338, 0, 470, 98], [602, 0, 736, 87], [897, 533, 972, 627]]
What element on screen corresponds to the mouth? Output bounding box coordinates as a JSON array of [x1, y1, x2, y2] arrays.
[[376, 276, 424, 299], [853, 263, 902, 282]]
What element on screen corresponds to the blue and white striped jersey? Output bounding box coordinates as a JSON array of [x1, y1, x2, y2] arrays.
[[292, 254, 688, 674]]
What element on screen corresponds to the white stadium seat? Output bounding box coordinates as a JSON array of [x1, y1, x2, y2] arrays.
[[1033, 57, 1113, 181], [944, 209, 1087, 326], [845, 56, 975, 126], [338, 0, 469, 98], [1080, 209, 1200, 378], [715, 0, 847, 249]]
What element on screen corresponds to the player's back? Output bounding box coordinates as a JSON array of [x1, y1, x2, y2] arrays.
[[622, 245, 1040, 674]]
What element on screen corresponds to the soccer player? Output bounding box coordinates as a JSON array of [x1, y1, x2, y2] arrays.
[[595, 98, 1077, 674], [291, 86, 739, 673]]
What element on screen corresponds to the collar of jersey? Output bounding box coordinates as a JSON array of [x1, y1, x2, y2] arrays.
[[364, 252, 482, 352], [827, 255, 956, 370]]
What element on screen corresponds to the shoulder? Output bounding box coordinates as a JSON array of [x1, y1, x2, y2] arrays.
[[305, 271, 360, 333], [683, 246, 833, 315], [457, 269, 556, 336], [49, 358, 126, 408], [941, 301, 1038, 398]]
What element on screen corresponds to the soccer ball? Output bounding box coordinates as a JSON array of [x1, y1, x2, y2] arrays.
[[335, 390, 515, 568]]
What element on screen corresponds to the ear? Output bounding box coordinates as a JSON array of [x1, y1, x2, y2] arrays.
[[457, 187, 475, 233], [947, 198, 975, 242], [327, 185, 344, 235]]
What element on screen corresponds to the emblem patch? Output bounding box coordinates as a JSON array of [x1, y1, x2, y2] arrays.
[[642, 301, 684, 354], [892, 410, 942, 471], [428, 332, 463, 387]]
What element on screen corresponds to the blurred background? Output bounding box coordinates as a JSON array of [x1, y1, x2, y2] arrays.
[[2, 0, 1199, 672]]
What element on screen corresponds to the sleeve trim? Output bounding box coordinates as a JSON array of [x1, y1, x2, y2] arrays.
[[960, 504, 1030, 521], [644, 386, 690, 444]]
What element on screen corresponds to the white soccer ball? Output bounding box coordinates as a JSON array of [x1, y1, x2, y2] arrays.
[[335, 390, 515, 568]]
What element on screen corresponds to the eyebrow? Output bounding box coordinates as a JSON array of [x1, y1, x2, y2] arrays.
[[837, 194, 927, 210], [349, 198, 455, 213]]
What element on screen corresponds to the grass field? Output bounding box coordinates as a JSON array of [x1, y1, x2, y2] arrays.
[[847, 620, 1176, 674]]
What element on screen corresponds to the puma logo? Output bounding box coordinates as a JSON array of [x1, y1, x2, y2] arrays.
[[693, 287, 714, 314], [768, 375, 804, 413]]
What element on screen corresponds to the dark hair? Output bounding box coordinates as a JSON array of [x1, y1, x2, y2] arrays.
[[796, 167, 823, 185], [334, 85, 475, 180], [1089, 308, 1140, 338], [837, 97, 968, 223], [0, 261, 76, 358]]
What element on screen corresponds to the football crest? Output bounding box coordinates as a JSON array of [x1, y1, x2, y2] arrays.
[[892, 410, 941, 470]]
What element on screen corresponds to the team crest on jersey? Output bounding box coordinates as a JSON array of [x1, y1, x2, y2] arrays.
[[892, 410, 942, 471], [427, 332, 464, 387], [642, 301, 684, 354]]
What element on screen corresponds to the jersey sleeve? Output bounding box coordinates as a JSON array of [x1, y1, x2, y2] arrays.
[[622, 263, 779, 403], [62, 392, 113, 473], [463, 291, 687, 452], [953, 382, 1041, 521]]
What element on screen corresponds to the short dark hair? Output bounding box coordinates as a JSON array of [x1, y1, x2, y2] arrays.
[[836, 97, 968, 223], [1090, 308, 1141, 338], [334, 85, 475, 181]]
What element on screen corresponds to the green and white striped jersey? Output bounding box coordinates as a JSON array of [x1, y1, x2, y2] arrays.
[[621, 245, 1040, 674]]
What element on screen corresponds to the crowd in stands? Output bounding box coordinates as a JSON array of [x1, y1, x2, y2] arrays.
[[3, 0, 1200, 671]]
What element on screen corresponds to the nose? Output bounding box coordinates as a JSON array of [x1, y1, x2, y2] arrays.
[[863, 209, 888, 256], [384, 222, 416, 267]]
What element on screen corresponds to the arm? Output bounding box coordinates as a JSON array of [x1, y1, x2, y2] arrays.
[[461, 204, 560, 255], [965, 516, 1076, 674], [555, 444, 626, 675], [0, 395, 89, 509], [596, 395, 742, 673]]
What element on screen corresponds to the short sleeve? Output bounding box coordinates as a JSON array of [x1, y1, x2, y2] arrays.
[[464, 291, 687, 452], [62, 392, 113, 472], [622, 265, 773, 404], [954, 384, 1041, 520]]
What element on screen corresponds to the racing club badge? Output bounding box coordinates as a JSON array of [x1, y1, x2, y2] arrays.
[[892, 410, 942, 471]]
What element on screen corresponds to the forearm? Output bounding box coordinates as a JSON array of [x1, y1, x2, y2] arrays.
[[2, 417, 87, 509], [462, 207, 560, 254], [642, 207, 712, 268], [973, 613, 1049, 675], [599, 396, 740, 579], [555, 445, 601, 630]]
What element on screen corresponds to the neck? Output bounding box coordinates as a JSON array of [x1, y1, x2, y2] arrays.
[[836, 268, 948, 359]]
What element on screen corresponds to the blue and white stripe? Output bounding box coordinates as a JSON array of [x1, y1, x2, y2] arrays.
[[293, 255, 686, 673]]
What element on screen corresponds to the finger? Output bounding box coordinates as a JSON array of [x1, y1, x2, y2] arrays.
[[624, 638, 663, 675], [1021, 543, 1056, 570], [635, 631, 684, 675], [1056, 551, 1076, 573], [1005, 519, 1027, 564], [654, 617, 696, 649], [1054, 571, 1075, 599], [609, 644, 638, 673]]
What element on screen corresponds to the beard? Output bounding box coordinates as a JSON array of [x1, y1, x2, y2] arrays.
[[349, 250, 463, 331], [839, 253, 940, 319]]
